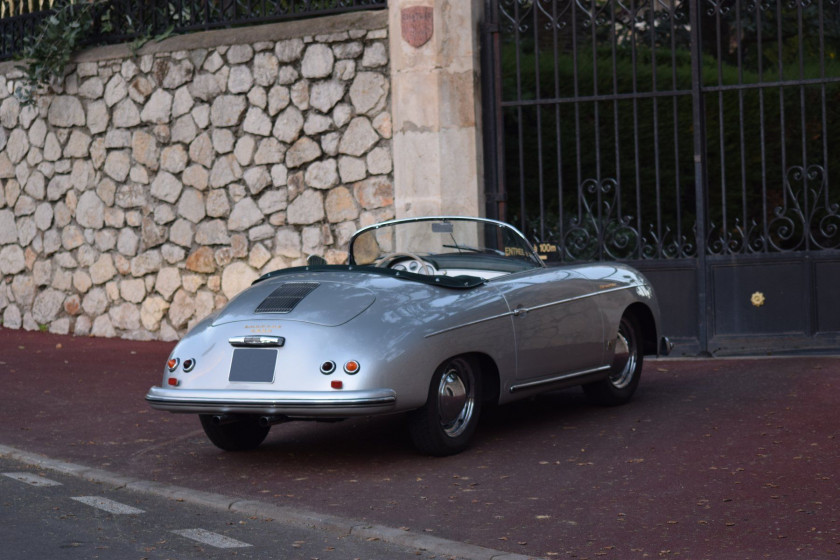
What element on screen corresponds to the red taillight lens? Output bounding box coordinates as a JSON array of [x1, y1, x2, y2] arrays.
[[167, 377, 179, 386], [331, 380, 343, 389]]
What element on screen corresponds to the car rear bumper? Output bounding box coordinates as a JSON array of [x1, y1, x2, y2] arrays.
[[145, 386, 398, 417]]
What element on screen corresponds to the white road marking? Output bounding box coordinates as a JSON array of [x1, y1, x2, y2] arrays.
[[2, 472, 63, 487], [172, 528, 252, 549], [71, 496, 145, 515]]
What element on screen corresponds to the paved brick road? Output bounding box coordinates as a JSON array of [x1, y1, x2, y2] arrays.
[[1, 327, 838, 558]]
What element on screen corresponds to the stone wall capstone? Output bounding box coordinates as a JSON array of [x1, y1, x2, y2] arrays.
[[0, 11, 393, 340]]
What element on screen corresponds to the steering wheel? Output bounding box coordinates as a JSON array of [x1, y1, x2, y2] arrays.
[[376, 252, 436, 276]]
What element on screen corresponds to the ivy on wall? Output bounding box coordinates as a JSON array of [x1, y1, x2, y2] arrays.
[[13, 0, 173, 105], [14, 1, 99, 104]]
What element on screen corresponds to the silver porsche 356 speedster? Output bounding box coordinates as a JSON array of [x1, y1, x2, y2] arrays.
[[146, 216, 669, 455]]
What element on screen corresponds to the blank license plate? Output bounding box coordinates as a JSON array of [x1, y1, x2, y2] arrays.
[[229, 349, 277, 383]]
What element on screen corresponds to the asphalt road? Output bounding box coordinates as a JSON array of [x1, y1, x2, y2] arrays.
[[0, 456, 445, 560], [1, 327, 839, 559]]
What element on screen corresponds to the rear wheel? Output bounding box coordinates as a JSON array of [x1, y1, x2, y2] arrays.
[[199, 415, 270, 451], [408, 357, 482, 456], [583, 314, 643, 406]]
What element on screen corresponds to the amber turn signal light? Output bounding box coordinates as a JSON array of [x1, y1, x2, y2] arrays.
[[343, 361, 360, 375]]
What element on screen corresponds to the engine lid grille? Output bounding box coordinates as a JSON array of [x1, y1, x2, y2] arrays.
[[255, 282, 320, 313]]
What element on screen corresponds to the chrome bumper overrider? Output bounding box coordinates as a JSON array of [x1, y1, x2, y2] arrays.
[[659, 336, 673, 356], [145, 386, 397, 416]]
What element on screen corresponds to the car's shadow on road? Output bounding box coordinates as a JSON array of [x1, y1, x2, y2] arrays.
[[231, 386, 642, 465]]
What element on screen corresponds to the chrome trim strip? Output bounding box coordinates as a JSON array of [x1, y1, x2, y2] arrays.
[[509, 365, 610, 393], [424, 311, 515, 338], [522, 284, 640, 314], [424, 284, 641, 338], [228, 335, 285, 347]]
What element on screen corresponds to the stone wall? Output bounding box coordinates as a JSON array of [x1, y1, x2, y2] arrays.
[[0, 10, 393, 340]]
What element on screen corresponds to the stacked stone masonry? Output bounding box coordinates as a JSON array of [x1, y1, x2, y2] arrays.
[[0, 16, 393, 340]]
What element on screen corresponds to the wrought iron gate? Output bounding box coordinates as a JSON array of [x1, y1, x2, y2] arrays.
[[481, 0, 840, 355]]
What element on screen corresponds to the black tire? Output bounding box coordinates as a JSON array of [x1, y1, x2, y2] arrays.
[[583, 314, 643, 406], [199, 415, 270, 451], [408, 356, 482, 456]]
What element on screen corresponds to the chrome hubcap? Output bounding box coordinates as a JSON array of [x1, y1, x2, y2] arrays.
[[437, 366, 474, 438], [609, 325, 636, 389]]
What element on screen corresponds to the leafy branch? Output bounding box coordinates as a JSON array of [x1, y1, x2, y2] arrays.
[[13, 0, 103, 105], [12, 0, 176, 105]]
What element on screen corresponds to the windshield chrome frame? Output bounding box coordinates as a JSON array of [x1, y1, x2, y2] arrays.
[[348, 216, 545, 269]]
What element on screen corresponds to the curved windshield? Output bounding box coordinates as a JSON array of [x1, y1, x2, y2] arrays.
[[349, 217, 543, 279]]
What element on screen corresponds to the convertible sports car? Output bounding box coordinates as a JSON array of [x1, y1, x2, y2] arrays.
[[146, 216, 669, 455]]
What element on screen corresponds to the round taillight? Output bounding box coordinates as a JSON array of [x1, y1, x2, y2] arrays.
[[167, 358, 179, 372], [183, 358, 196, 372], [320, 361, 336, 375], [344, 360, 360, 375]]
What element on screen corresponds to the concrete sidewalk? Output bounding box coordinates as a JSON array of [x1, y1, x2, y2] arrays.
[[1, 326, 838, 558]]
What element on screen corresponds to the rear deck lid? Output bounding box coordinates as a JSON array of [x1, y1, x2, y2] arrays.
[[212, 280, 376, 327]]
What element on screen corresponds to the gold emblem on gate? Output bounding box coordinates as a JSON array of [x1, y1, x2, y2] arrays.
[[750, 291, 766, 307]]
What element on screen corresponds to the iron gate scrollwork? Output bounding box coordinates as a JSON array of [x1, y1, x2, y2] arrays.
[[482, 0, 840, 354], [719, 164, 840, 254]]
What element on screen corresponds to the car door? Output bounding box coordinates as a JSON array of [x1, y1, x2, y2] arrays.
[[491, 267, 606, 382]]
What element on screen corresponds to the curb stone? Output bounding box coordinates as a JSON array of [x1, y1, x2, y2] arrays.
[[0, 443, 539, 560]]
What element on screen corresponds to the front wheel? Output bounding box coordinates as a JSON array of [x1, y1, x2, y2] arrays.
[[583, 314, 643, 406], [199, 415, 270, 451], [408, 357, 482, 456]]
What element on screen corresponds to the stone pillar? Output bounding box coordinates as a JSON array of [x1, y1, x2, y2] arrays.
[[389, 0, 484, 218]]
